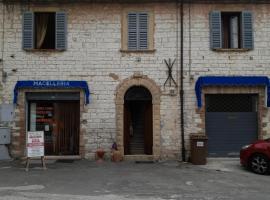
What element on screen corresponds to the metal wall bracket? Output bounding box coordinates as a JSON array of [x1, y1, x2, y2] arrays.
[[164, 58, 177, 87]]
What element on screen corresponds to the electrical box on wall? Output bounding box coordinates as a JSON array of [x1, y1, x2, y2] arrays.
[[0, 104, 14, 122], [0, 128, 10, 144]]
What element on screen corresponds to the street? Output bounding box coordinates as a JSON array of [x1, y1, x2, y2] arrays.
[[0, 159, 269, 200]]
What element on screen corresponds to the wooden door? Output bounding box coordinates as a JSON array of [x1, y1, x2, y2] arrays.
[[124, 104, 131, 155], [144, 102, 153, 155], [55, 102, 80, 155]]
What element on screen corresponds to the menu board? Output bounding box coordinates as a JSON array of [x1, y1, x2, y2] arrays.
[[27, 131, 44, 157]]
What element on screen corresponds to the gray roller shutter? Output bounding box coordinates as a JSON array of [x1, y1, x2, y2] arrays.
[[26, 92, 80, 101], [242, 11, 253, 49], [22, 12, 34, 50], [205, 94, 258, 157], [55, 12, 67, 50], [209, 11, 222, 49]]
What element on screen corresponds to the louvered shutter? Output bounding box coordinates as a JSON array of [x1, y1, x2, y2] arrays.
[[242, 11, 253, 49], [55, 12, 67, 50], [22, 12, 34, 50], [209, 11, 222, 49], [138, 13, 148, 49], [128, 13, 138, 50]]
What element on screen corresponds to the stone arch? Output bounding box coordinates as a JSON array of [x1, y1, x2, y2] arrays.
[[115, 74, 161, 160]]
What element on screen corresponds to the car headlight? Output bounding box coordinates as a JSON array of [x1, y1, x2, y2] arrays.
[[241, 144, 251, 150]]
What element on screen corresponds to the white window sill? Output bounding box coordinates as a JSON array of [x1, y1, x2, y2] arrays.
[[24, 49, 65, 52], [213, 48, 251, 52], [120, 49, 156, 53]]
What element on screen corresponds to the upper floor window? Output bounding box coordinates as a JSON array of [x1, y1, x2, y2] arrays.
[[122, 10, 154, 51], [128, 12, 148, 50], [23, 11, 67, 51], [35, 12, 55, 49], [222, 12, 241, 49], [210, 11, 253, 50]]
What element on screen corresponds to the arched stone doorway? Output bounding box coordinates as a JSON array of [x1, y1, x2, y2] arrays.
[[124, 86, 153, 155], [115, 74, 161, 159]]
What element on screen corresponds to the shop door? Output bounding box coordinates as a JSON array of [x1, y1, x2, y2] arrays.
[[28, 101, 80, 155], [55, 102, 80, 155], [205, 94, 258, 157]]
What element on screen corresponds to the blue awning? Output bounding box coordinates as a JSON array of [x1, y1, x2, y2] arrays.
[[13, 80, 90, 104], [195, 76, 270, 108]]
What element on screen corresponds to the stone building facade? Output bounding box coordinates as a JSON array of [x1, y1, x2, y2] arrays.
[[0, 0, 270, 160]]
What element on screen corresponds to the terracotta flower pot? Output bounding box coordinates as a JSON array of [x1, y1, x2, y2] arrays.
[[96, 148, 105, 162]]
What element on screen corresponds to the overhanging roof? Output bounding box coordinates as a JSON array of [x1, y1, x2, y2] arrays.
[[195, 76, 270, 108]]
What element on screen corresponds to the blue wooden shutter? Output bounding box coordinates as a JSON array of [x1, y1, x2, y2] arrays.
[[128, 13, 138, 50], [22, 12, 34, 50], [55, 12, 67, 50], [209, 11, 222, 49], [242, 11, 253, 49], [138, 13, 148, 49]]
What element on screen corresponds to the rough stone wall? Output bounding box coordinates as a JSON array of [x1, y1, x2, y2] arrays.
[[183, 4, 270, 153], [1, 2, 270, 160], [0, 2, 4, 103], [0, 2, 181, 159]]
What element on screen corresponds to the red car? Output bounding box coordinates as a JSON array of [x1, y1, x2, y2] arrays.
[[240, 139, 270, 175]]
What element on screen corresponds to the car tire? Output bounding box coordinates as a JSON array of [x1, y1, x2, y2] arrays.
[[249, 154, 270, 175]]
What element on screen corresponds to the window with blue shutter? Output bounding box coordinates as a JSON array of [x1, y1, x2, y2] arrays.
[[128, 12, 148, 50], [128, 13, 137, 50], [210, 11, 222, 49], [56, 12, 67, 50], [23, 12, 34, 50], [209, 11, 253, 50], [242, 11, 253, 49], [22, 11, 67, 50]]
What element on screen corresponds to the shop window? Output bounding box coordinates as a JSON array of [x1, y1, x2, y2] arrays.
[[23, 11, 67, 50], [210, 11, 253, 50], [28, 101, 80, 156]]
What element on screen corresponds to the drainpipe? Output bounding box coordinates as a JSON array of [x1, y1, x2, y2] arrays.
[[1, 1, 5, 84], [180, 0, 186, 162]]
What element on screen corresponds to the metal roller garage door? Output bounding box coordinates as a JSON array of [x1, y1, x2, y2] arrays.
[[205, 94, 258, 157]]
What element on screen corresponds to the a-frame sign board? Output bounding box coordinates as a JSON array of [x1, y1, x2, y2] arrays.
[[25, 131, 46, 171]]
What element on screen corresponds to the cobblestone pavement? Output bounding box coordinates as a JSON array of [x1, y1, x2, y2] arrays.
[[0, 159, 269, 200]]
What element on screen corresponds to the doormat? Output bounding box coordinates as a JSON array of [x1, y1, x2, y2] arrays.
[[135, 161, 155, 164], [56, 159, 75, 163]]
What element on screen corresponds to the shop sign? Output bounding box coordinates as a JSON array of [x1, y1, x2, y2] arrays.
[[27, 131, 44, 157], [32, 81, 70, 87], [13, 80, 90, 104]]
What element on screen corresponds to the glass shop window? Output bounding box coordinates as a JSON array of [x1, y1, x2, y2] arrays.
[[28, 102, 55, 155]]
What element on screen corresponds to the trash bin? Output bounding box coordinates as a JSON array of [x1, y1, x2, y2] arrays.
[[190, 134, 208, 165]]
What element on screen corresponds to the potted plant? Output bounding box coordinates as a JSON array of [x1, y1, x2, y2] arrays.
[[96, 148, 105, 161], [96, 139, 105, 162]]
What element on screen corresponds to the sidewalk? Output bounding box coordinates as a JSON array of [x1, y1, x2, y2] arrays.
[[0, 159, 269, 200]]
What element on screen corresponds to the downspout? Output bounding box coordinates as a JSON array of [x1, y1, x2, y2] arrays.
[[180, 0, 186, 162], [1, 1, 5, 84]]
